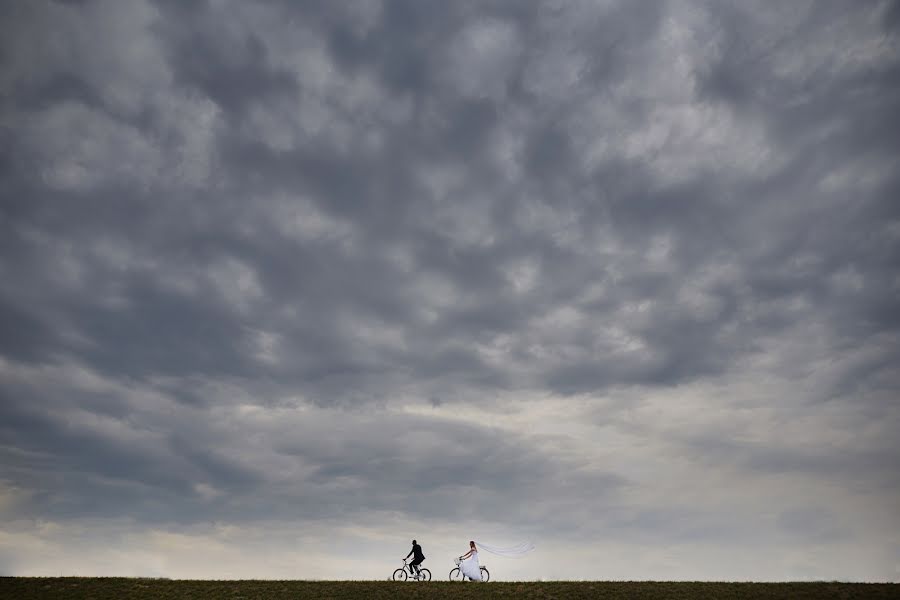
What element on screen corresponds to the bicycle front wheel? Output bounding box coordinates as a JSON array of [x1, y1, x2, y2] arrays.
[[449, 567, 463, 581], [418, 568, 431, 581], [480, 566, 490, 582], [392, 568, 408, 581]]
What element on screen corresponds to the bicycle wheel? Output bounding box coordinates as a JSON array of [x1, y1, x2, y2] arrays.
[[480, 566, 490, 582], [418, 568, 431, 581], [392, 568, 408, 581], [449, 567, 463, 581]]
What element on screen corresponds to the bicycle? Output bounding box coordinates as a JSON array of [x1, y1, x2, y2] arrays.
[[393, 558, 431, 581], [448, 557, 490, 582]]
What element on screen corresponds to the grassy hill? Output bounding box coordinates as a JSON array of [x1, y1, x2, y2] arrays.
[[1, 578, 898, 599]]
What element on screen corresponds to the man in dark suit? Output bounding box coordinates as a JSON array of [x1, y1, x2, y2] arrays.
[[405, 539, 425, 577]]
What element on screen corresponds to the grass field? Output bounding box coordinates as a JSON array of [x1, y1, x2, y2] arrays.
[[1, 578, 898, 600]]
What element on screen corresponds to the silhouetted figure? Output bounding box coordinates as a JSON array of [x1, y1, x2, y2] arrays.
[[405, 539, 425, 576]]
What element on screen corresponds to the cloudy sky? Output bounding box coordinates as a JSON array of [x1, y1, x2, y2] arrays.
[[1, 0, 899, 582]]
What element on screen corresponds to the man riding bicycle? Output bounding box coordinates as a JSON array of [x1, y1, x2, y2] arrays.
[[405, 539, 425, 576]]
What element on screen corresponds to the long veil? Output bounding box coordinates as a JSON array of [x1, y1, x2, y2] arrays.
[[474, 541, 535, 558]]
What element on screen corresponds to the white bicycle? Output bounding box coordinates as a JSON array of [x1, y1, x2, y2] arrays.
[[392, 558, 431, 581], [448, 557, 490, 582]]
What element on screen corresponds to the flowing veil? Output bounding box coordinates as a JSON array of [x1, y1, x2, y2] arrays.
[[473, 541, 535, 558]]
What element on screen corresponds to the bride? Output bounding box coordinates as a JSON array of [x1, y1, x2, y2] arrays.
[[458, 541, 481, 581]]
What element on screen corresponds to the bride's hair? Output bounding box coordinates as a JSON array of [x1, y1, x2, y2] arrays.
[[469, 541, 476, 548]]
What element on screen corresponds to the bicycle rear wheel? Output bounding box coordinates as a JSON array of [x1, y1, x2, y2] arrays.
[[418, 568, 431, 581], [480, 566, 490, 582], [449, 567, 463, 581], [392, 568, 408, 581]]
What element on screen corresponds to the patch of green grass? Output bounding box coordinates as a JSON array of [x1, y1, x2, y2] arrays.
[[1, 578, 898, 600]]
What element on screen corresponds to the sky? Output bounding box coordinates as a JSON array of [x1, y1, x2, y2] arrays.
[[1, 0, 899, 582]]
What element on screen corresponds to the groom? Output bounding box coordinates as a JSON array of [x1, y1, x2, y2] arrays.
[[405, 539, 425, 576]]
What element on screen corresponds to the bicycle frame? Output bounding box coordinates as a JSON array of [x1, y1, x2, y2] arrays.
[[403, 559, 421, 575], [394, 558, 431, 582], [449, 558, 489, 582]]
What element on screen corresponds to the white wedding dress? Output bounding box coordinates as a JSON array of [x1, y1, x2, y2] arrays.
[[459, 550, 481, 581]]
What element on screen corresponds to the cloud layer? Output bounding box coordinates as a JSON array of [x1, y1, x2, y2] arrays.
[[1, 0, 898, 581]]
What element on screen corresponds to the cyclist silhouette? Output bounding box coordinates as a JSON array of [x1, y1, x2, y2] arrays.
[[405, 539, 425, 576]]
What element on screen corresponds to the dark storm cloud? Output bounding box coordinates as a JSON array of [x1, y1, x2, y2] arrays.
[[0, 364, 624, 530], [666, 424, 900, 490], [1, 0, 899, 577]]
